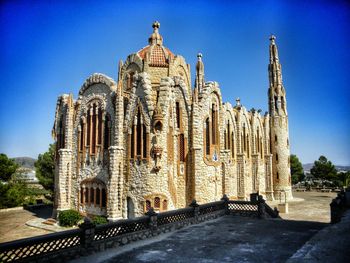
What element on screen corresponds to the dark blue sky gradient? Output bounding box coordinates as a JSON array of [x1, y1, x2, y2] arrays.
[[0, 0, 349, 165]]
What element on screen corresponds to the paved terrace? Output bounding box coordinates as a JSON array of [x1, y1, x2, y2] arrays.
[[72, 216, 326, 263]]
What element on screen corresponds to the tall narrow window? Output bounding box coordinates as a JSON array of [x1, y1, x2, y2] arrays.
[[243, 125, 246, 152], [154, 197, 160, 209], [224, 130, 227, 149], [98, 108, 102, 145], [84, 189, 88, 205], [276, 154, 279, 162], [163, 200, 168, 210], [257, 129, 260, 154], [274, 96, 278, 110], [227, 122, 230, 149], [90, 187, 95, 204], [176, 102, 181, 129], [58, 115, 65, 149], [80, 120, 84, 151], [231, 132, 234, 158], [179, 134, 185, 162], [87, 110, 91, 148], [146, 200, 151, 211], [92, 105, 97, 154], [205, 118, 210, 155], [104, 115, 110, 149], [143, 124, 147, 158], [80, 187, 84, 204], [101, 189, 106, 207], [96, 188, 100, 206], [211, 104, 216, 145], [136, 109, 142, 156], [130, 125, 135, 158], [127, 72, 134, 90]]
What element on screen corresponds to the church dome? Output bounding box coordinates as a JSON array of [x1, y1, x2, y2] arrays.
[[137, 21, 175, 67]]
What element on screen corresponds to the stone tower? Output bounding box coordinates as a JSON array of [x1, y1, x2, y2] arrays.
[[268, 35, 293, 201]]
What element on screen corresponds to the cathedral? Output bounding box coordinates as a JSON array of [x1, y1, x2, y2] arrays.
[[52, 22, 293, 221]]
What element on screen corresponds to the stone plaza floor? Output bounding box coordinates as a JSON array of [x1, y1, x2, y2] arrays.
[[77, 216, 327, 263]]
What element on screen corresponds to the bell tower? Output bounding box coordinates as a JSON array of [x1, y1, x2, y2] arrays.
[[268, 35, 293, 201]]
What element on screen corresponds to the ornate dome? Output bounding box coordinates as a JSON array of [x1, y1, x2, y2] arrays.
[[137, 21, 175, 67]]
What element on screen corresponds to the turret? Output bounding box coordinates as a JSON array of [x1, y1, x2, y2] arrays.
[[195, 53, 205, 93], [268, 35, 293, 201]]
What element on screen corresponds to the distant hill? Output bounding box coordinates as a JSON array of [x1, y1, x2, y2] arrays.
[[13, 157, 36, 169], [303, 163, 350, 172]]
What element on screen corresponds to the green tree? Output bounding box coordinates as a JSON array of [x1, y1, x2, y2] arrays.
[[35, 144, 55, 198], [337, 171, 350, 187], [0, 182, 28, 208], [290, 154, 304, 184], [310, 155, 337, 181], [0, 153, 19, 181]]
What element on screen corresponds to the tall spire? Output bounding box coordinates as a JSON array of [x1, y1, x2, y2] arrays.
[[268, 35, 282, 88], [148, 21, 163, 45], [269, 35, 279, 63], [195, 53, 205, 92]]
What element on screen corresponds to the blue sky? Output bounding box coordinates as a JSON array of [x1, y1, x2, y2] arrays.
[[0, 0, 349, 165]]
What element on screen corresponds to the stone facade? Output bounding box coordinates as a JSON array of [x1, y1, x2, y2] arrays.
[[52, 22, 293, 220]]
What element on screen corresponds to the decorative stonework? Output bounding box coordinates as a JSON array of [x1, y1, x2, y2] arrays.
[[53, 23, 292, 220]]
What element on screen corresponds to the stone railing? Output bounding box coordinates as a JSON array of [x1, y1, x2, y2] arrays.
[[330, 187, 350, 224], [0, 195, 278, 262]]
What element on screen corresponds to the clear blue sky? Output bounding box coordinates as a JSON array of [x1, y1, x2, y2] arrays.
[[0, 0, 349, 165]]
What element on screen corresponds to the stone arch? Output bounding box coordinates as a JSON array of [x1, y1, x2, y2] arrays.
[[79, 73, 117, 96]]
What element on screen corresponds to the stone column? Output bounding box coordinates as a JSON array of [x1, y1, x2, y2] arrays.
[[53, 149, 73, 217]]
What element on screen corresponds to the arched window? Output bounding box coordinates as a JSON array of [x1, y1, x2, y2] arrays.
[[146, 200, 151, 211], [130, 106, 149, 160], [204, 102, 220, 160], [163, 200, 168, 210], [143, 195, 168, 212], [78, 102, 109, 166], [154, 197, 160, 209]]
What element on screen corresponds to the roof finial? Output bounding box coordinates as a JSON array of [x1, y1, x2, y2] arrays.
[[153, 21, 160, 32], [270, 34, 276, 44], [236, 97, 241, 107], [149, 21, 163, 45]]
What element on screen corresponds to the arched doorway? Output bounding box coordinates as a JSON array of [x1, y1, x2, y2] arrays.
[[127, 197, 135, 219]]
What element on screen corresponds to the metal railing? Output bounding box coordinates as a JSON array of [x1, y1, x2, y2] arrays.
[[0, 195, 278, 262]]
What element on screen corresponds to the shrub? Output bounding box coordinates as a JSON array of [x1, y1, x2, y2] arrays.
[[92, 215, 108, 225], [58, 209, 82, 227]]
